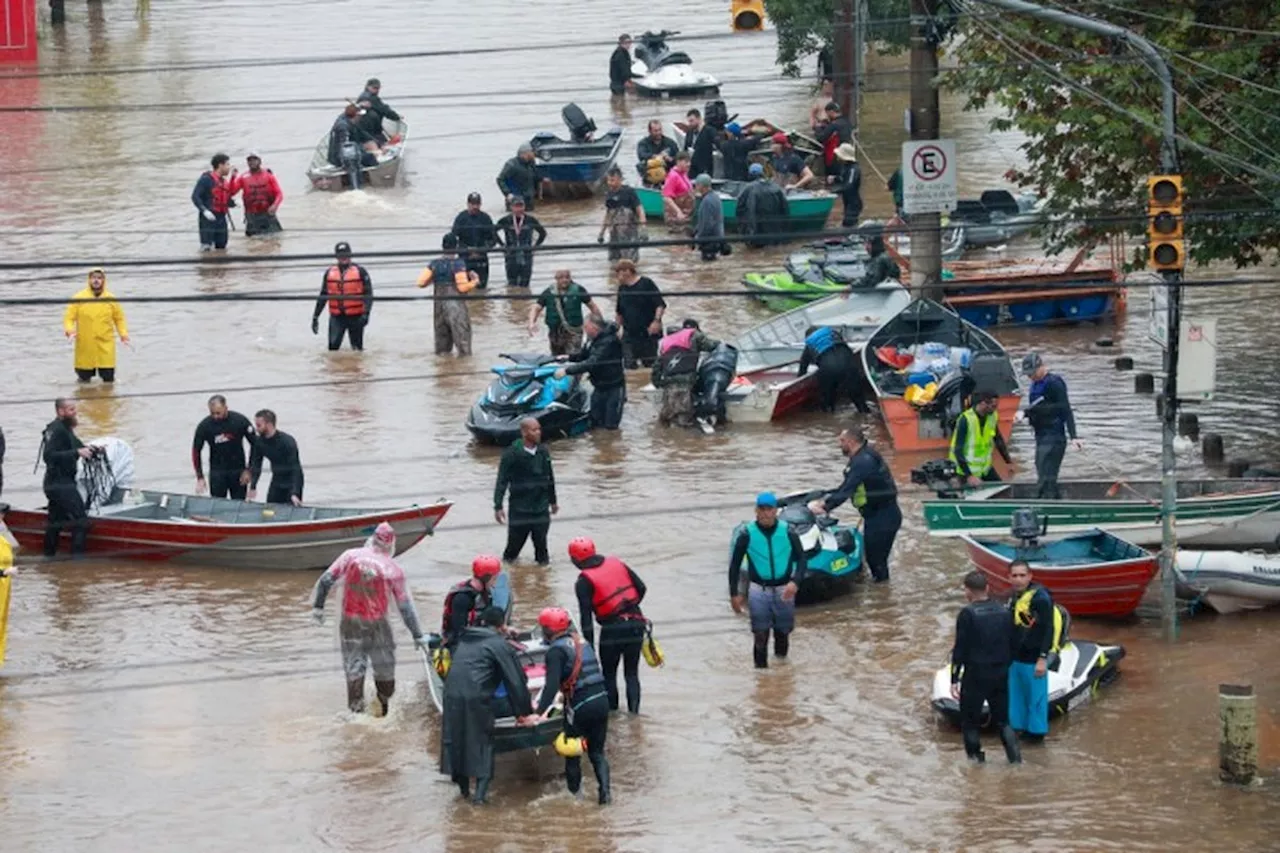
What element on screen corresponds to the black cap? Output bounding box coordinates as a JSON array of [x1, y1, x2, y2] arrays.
[[467, 191, 481, 203], [825, 100, 840, 112], [509, 195, 526, 206], [442, 233, 459, 250], [366, 77, 380, 87], [334, 241, 352, 255], [619, 33, 632, 42]]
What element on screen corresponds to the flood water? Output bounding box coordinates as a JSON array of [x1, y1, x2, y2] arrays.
[[1, 2, 1278, 851]]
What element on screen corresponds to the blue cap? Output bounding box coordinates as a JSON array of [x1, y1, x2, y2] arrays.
[[725, 122, 742, 136], [748, 162, 765, 176], [755, 492, 778, 508]]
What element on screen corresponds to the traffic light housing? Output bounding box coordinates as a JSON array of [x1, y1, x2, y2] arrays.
[[732, 0, 765, 31], [1147, 174, 1184, 272]]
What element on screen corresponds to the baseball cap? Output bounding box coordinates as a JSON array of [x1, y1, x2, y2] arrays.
[[1021, 352, 1043, 376], [334, 241, 352, 255], [246, 150, 261, 160], [771, 131, 789, 145], [509, 194, 526, 206], [748, 162, 765, 177], [725, 121, 742, 136], [467, 191, 481, 203], [756, 492, 779, 508]]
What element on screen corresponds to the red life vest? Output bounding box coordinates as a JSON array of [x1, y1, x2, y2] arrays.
[[325, 264, 366, 316], [823, 133, 841, 169], [659, 327, 696, 356], [240, 169, 276, 214], [581, 556, 641, 620], [207, 171, 232, 214], [440, 579, 488, 637]]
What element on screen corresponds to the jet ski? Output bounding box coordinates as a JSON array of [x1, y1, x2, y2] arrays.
[[630, 30, 721, 98], [691, 342, 739, 434], [466, 353, 591, 445], [730, 490, 864, 605], [930, 628, 1125, 726]]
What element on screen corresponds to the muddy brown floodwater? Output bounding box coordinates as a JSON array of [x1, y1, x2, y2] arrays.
[[1, 2, 1278, 851]]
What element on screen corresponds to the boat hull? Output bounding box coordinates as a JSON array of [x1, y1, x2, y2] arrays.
[[923, 480, 1280, 549], [961, 533, 1158, 617], [2, 497, 451, 570], [741, 273, 845, 312], [306, 119, 408, 192], [1176, 550, 1280, 614], [531, 129, 624, 194], [636, 186, 835, 232], [877, 393, 1019, 454]]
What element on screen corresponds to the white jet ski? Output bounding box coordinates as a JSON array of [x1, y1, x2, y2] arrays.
[[630, 30, 720, 98], [931, 636, 1125, 726]]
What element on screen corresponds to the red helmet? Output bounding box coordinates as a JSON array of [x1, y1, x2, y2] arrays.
[[538, 607, 572, 634], [568, 537, 596, 564], [471, 554, 501, 580]]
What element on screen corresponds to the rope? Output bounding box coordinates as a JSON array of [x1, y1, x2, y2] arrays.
[[854, 137, 890, 185]]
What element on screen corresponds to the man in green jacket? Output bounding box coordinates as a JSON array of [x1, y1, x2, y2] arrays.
[[494, 418, 559, 565], [527, 269, 603, 356]]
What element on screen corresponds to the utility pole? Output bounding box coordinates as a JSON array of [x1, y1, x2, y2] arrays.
[[832, 0, 858, 122], [968, 0, 1182, 641], [908, 0, 943, 300]]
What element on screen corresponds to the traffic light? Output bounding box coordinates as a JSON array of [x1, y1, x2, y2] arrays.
[[1147, 174, 1184, 272], [732, 0, 765, 31]]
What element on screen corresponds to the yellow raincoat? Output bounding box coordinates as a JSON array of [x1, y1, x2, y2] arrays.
[[0, 535, 12, 667], [63, 269, 128, 370]]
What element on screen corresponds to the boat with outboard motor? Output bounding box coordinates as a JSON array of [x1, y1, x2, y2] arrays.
[[530, 104, 624, 195], [306, 117, 407, 191], [630, 30, 720, 98], [949, 189, 1046, 248], [466, 353, 591, 445], [862, 298, 1020, 452], [689, 342, 740, 434], [724, 284, 913, 422], [637, 179, 835, 233]]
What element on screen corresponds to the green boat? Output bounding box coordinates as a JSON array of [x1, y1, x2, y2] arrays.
[[921, 479, 1280, 549], [636, 181, 836, 233]]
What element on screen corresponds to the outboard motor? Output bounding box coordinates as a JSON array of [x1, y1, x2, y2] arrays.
[[693, 342, 739, 424], [78, 436, 135, 509], [561, 103, 596, 143], [703, 99, 730, 130], [1010, 507, 1045, 545], [911, 458, 960, 496], [341, 142, 363, 189]]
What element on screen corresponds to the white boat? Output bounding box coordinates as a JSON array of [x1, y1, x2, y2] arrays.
[[306, 117, 408, 191], [630, 30, 720, 98], [723, 283, 913, 422], [1176, 550, 1280, 614]]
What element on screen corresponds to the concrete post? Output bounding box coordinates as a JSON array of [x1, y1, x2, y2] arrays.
[[1218, 683, 1258, 785]]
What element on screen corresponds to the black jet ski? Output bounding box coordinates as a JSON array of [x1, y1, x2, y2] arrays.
[[466, 353, 591, 445], [692, 342, 739, 433]]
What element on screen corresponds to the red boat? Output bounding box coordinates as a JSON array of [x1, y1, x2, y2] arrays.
[[960, 530, 1159, 617], [1, 491, 452, 570]]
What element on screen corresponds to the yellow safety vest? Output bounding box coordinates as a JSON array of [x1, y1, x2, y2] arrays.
[[949, 408, 997, 478], [1013, 587, 1065, 654], [0, 537, 12, 668]]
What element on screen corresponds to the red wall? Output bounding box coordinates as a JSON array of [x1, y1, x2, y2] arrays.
[[0, 0, 37, 65]]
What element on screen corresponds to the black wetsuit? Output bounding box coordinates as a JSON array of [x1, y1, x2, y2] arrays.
[[249, 431, 304, 504], [191, 411, 255, 499], [684, 125, 718, 180], [538, 637, 612, 803], [450, 209, 498, 289], [576, 558, 647, 713], [609, 46, 637, 94], [563, 323, 627, 430], [41, 417, 87, 557], [798, 331, 869, 413], [822, 443, 901, 581], [951, 597, 1021, 763]]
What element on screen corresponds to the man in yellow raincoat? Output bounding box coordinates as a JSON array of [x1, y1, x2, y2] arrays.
[[0, 528, 13, 668], [64, 268, 129, 383]]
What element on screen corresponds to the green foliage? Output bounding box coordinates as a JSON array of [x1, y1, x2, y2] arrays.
[[945, 1, 1280, 268], [765, 0, 911, 77]]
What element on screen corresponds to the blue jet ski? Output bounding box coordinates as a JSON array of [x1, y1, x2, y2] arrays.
[[466, 352, 591, 445]]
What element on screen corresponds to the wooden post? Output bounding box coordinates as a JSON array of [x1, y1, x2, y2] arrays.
[[1219, 683, 1258, 785]]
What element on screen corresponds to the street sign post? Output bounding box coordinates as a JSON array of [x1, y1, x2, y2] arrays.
[[1177, 318, 1216, 400], [901, 139, 957, 215], [1148, 284, 1169, 349]]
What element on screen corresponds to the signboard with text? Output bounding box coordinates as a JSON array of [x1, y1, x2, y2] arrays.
[[901, 140, 957, 215]]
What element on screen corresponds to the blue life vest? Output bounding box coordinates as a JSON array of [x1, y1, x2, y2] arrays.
[[553, 636, 605, 702], [805, 326, 837, 356], [745, 520, 793, 583]]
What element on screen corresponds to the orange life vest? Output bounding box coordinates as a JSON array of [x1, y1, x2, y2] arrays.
[[581, 556, 641, 620], [207, 171, 232, 214], [325, 264, 366, 316], [240, 169, 276, 214]]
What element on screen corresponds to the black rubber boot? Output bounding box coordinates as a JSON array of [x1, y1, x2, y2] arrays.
[[69, 521, 88, 557], [372, 679, 395, 718], [453, 775, 471, 798], [774, 631, 790, 659], [752, 632, 769, 669], [565, 757, 583, 795], [590, 753, 612, 805], [346, 678, 365, 713], [472, 777, 491, 805], [962, 725, 985, 762], [999, 725, 1023, 764]]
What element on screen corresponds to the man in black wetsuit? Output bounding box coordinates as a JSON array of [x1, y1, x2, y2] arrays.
[[609, 33, 638, 94], [191, 394, 255, 499], [798, 326, 869, 413], [570, 536, 647, 714], [809, 426, 901, 582], [248, 409, 304, 506], [450, 192, 498, 289], [535, 606, 613, 805], [950, 570, 1021, 764], [41, 398, 93, 557]]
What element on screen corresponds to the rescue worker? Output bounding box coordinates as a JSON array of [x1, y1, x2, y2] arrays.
[[609, 33, 639, 95], [598, 167, 646, 263], [810, 100, 853, 177], [450, 192, 498, 289], [327, 104, 379, 170], [1008, 559, 1057, 743], [681, 108, 717, 181], [248, 409, 304, 506], [832, 142, 863, 227], [770, 132, 815, 189], [798, 325, 869, 413], [636, 119, 678, 185], [856, 234, 900, 289], [354, 78, 401, 145], [535, 606, 613, 804], [950, 390, 1013, 486], [809, 426, 901, 582], [950, 570, 1022, 764], [528, 270, 602, 356], [493, 418, 558, 565], [1020, 352, 1081, 499], [729, 492, 807, 669], [569, 537, 647, 714], [613, 259, 666, 368], [191, 394, 255, 499], [63, 268, 129, 383], [229, 151, 282, 236], [311, 242, 373, 351], [40, 398, 93, 558], [652, 319, 721, 428], [736, 162, 790, 248], [693, 174, 729, 261], [496, 144, 544, 211], [441, 555, 502, 649], [557, 314, 627, 430], [416, 233, 478, 357], [192, 153, 235, 250], [441, 606, 537, 804], [494, 196, 547, 288], [311, 521, 426, 716], [719, 122, 756, 183]]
